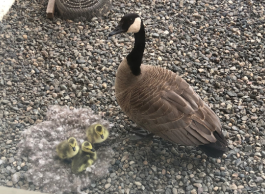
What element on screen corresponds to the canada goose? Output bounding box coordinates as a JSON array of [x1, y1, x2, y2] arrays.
[[71, 141, 97, 174], [109, 13, 228, 158], [56, 137, 79, 160], [86, 124, 109, 144]]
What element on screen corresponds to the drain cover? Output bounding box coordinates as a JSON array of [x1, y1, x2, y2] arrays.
[[56, 0, 111, 20]]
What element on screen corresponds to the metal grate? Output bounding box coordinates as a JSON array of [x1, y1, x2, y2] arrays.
[[56, 0, 111, 20]]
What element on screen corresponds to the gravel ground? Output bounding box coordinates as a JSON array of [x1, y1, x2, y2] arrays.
[[0, 0, 265, 193]]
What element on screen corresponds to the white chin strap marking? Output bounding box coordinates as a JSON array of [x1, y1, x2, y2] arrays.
[[127, 17, 141, 33]]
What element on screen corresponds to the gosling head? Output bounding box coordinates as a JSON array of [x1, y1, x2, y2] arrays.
[[109, 13, 142, 36], [82, 141, 95, 153], [67, 137, 77, 152], [94, 124, 104, 139]]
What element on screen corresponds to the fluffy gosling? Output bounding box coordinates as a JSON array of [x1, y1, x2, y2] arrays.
[[71, 141, 97, 174], [86, 124, 109, 144], [56, 137, 79, 160]]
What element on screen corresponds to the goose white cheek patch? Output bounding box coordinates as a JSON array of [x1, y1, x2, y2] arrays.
[[127, 17, 141, 33]]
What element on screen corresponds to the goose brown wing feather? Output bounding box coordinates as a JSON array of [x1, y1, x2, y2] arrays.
[[163, 90, 195, 115], [123, 67, 223, 146]]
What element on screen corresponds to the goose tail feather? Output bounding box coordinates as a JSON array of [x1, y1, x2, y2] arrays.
[[199, 131, 228, 158]]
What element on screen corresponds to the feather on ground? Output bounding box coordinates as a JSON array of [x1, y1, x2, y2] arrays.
[[17, 105, 114, 194]]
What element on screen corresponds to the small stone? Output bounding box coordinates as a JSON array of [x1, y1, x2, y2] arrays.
[[143, 161, 148, 165], [71, 64, 78, 69], [213, 187, 218, 191], [83, 67, 89, 72], [27, 106, 32, 111], [176, 175, 182, 180], [256, 177, 263, 183], [193, 183, 202, 188], [41, 51, 49, 58], [6, 181, 13, 187], [199, 172, 206, 178], [179, 0, 183, 7], [190, 189, 197, 194], [105, 183, 111, 189], [135, 182, 142, 186], [152, 33, 159, 38], [12, 172, 20, 184], [227, 91, 237, 97], [6, 140, 12, 144], [102, 83, 107, 89], [187, 163, 193, 170], [230, 66, 236, 70], [227, 104, 232, 109], [242, 76, 248, 81], [6, 81, 12, 86], [164, 30, 169, 35], [151, 166, 157, 172], [1, 100, 9, 104], [172, 188, 178, 194], [245, 145, 252, 152], [158, 57, 162, 61], [76, 59, 86, 64], [242, 116, 248, 121], [23, 35, 27, 39], [230, 183, 237, 190], [192, 13, 202, 19], [52, 93, 58, 98]]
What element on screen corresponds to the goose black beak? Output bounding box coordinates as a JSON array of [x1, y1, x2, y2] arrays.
[[109, 25, 125, 37], [72, 147, 76, 151], [100, 134, 104, 139], [91, 148, 95, 152]]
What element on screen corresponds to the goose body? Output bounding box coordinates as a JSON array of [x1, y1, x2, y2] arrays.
[[109, 13, 228, 158]]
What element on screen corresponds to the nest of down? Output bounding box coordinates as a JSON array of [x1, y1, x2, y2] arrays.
[[17, 105, 115, 194]]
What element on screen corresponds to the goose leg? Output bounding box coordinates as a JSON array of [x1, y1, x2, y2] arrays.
[[128, 127, 154, 141]]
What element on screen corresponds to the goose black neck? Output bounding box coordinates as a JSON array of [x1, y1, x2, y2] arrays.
[[126, 22, 145, 76]]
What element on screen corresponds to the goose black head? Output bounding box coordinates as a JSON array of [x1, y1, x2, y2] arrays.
[[109, 13, 142, 36]]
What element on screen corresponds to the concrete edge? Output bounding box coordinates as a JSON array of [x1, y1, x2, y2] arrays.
[[0, 186, 47, 194]]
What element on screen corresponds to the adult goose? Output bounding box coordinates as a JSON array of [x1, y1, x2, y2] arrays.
[[109, 13, 228, 158]]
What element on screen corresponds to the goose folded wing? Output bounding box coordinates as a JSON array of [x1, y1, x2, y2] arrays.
[[131, 82, 221, 146]]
